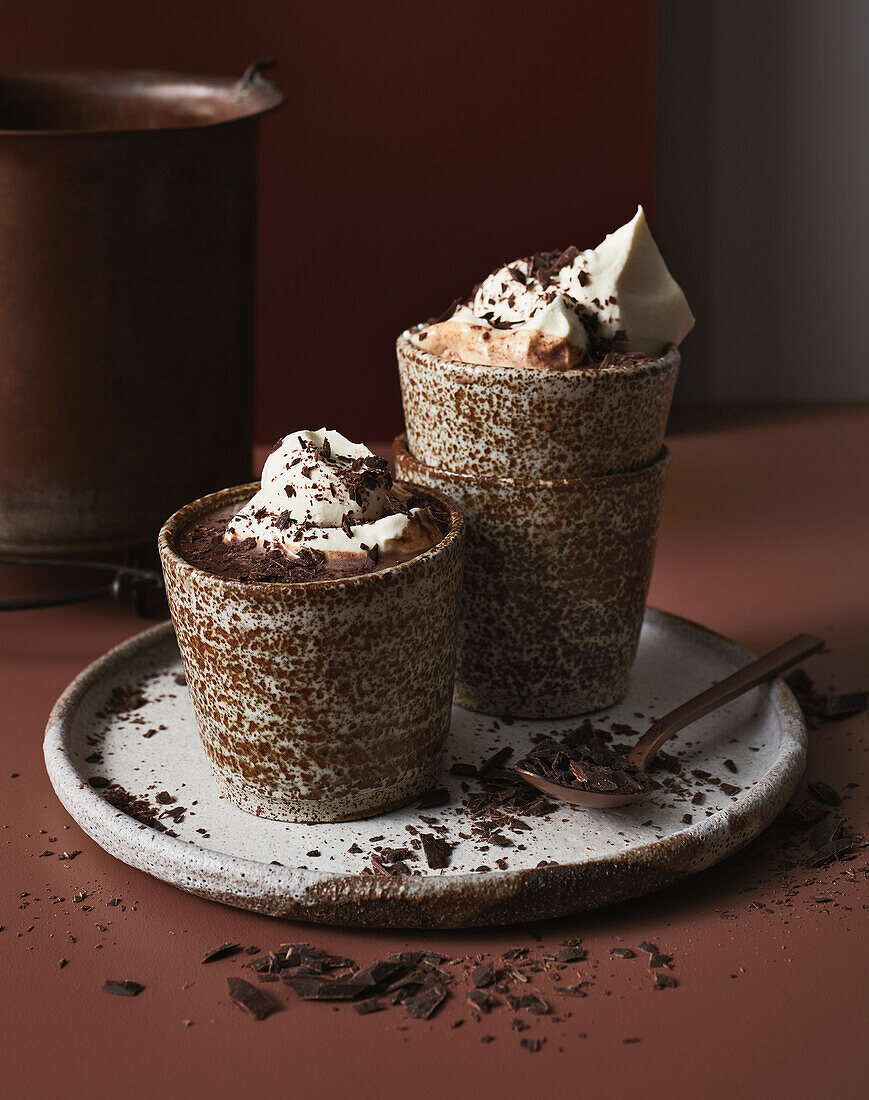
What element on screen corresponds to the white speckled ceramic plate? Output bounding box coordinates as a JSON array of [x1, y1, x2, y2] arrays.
[[44, 610, 806, 928]]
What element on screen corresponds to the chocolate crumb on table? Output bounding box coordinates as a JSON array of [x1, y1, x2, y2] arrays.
[[201, 942, 241, 964], [227, 977, 277, 1020], [101, 979, 144, 997]]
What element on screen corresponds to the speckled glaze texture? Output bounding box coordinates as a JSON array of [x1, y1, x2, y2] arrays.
[[397, 329, 680, 479], [158, 482, 464, 823], [395, 436, 669, 718]]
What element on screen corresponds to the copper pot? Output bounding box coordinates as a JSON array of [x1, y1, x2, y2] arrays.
[[0, 66, 283, 554]]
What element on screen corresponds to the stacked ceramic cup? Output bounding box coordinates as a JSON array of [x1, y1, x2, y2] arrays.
[[394, 331, 678, 718]]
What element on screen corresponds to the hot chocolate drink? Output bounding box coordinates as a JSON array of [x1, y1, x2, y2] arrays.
[[411, 206, 694, 370], [177, 429, 444, 583]]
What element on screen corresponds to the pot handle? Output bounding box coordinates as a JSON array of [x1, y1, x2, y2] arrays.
[[235, 60, 278, 96]]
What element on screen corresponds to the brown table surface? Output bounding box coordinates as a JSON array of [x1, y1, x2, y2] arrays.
[[2, 406, 867, 1099]]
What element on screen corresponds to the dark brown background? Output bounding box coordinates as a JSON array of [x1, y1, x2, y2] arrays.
[[2, 0, 657, 444]]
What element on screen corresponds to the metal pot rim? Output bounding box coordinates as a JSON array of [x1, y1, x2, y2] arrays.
[[0, 65, 284, 137]]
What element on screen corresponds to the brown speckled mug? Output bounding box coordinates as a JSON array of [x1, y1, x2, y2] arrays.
[[397, 329, 679, 479], [158, 482, 465, 823], [394, 435, 669, 719]]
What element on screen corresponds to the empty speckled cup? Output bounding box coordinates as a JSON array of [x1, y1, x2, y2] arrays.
[[394, 435, 669, 718], [158, 482, 465, 823], [397, 329, 679, 479]]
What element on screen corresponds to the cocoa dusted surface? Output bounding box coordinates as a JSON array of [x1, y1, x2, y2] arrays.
[[2, 411, 868, 1100]]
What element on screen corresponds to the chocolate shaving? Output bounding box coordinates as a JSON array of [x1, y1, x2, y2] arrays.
[[102, 980, 143, 997], [283, 977, 362, 1001], [416, 787, 450, 810], [517, 731, 647, 797], [808, 780, 842, 806], [370, 855, 393, 876], [520, 993, 550, 1015], [810, 816, 843, 851], [101, 686, 147, 716], [817, 692, 868, 718], [404, 984, 448, 1020], [789, 800, 829, 828], [227, 977, 277, 1019], [471, 962, 496, 989], [421, 834, 453, 870], [467, 989, 499, 1013], [202, 942, 240, 964]]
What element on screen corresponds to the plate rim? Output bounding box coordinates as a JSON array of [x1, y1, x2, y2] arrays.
[[43, 609, 808, 928]]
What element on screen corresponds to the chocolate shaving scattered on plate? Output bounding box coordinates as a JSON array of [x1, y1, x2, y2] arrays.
[[416, 786, 451, 810], [421, 834, 454, 870]]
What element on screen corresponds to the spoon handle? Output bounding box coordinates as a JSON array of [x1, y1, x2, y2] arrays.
[[627, 633, 825, 771]]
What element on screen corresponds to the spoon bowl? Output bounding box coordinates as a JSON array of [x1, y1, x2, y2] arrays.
[[515, 633, 824, 809], [513, 767, 646, 808]]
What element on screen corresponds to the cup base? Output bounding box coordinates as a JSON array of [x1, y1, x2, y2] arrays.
[[454, 674, 629, 721], [210, 762, 441, 824]]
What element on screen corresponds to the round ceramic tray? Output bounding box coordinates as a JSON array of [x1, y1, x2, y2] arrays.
[[44, 610, 806, 928]]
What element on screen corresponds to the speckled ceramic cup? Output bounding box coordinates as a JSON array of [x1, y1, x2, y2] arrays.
[[158, 482, 465, 823], [394, 435, 669, 718], [397, 329, 679, 479]]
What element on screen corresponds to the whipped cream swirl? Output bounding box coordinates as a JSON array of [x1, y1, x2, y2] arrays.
[[224, 429, 440, 565], [412, 207, 694, 367]]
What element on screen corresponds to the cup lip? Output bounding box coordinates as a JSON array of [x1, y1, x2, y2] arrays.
[[158, 480, 464, 592], [396, 327, 680, 382], [394, 433, 670, 490]]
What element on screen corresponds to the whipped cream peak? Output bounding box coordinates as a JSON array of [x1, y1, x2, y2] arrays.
[[523, 294, 589, 349], [560, 206, 695, 354], [225, 429, 440, 567], [412, 206, 693, 367], [258, 428, 392, 529]]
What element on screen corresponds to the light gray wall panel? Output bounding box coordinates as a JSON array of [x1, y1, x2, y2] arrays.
[[657, 0, 868, 401]]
